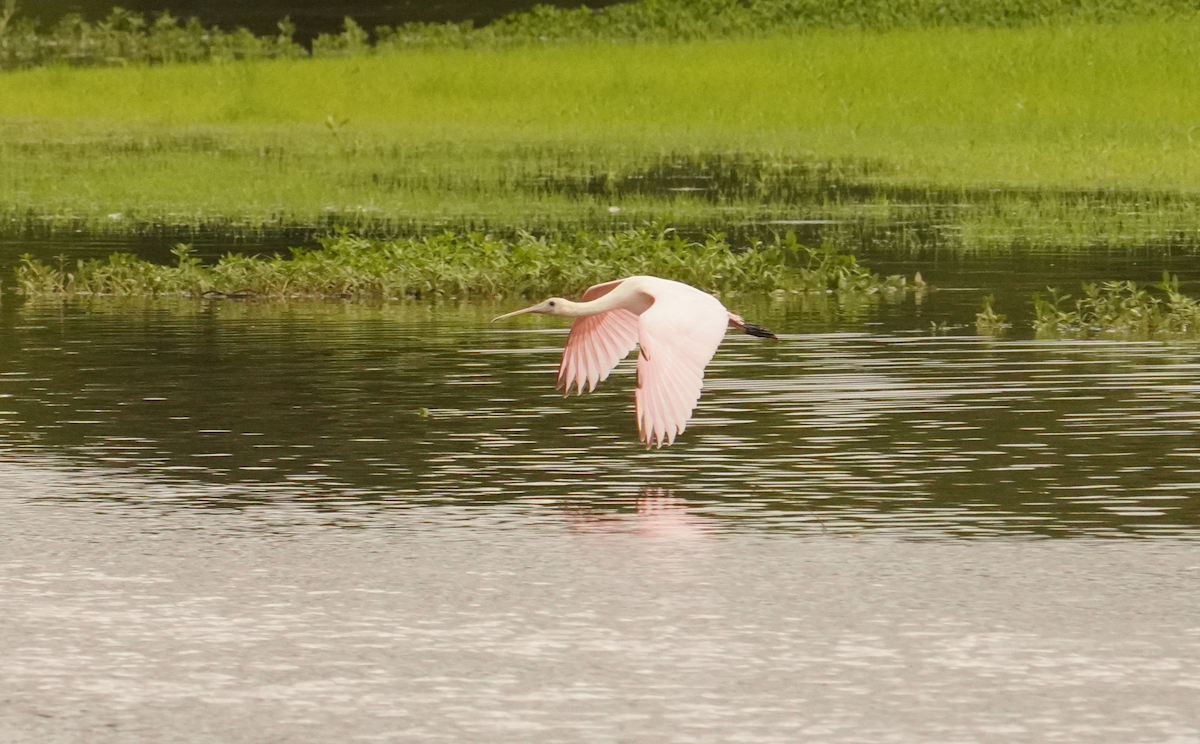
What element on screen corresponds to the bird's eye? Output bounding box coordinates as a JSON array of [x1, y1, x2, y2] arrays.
[[548, 301, 556, 307]]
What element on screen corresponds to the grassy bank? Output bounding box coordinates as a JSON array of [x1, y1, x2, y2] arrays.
[[3, 18, 1200, 248]]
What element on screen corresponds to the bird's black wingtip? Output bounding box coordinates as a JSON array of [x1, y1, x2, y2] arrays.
[[743, 322, 777, 339]]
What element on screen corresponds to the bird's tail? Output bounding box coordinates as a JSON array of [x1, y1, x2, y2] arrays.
[[727, 313, 777, 339]]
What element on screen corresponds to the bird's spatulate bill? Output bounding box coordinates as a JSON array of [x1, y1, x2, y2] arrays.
[[492, 305, 541, 322]]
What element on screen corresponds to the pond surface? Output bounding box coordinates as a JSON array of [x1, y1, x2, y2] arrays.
[[2, 244, 1200, 743]]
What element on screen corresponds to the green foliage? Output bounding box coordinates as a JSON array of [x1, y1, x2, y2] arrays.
[[3, 0, 1199, 70], [376, 0, 1200, 51], [14, 227, 906, 300], [312, 18, 372, 57], [0, 5, 305, 69], [975, 294, 1010, 335], [1032, 273, 1200, 338]]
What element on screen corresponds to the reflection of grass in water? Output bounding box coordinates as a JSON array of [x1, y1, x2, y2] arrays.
[[2, 19, 1200, 248], [14, 228, 910, 298]]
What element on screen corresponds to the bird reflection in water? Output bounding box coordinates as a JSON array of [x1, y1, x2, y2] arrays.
[[564, 487, 715, 539]]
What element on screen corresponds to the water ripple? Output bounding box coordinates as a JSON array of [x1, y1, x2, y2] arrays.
[[0, 301, 1198, 538]]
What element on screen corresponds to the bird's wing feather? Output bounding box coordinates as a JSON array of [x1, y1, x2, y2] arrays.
[[557, 309, 640, 395], [635, 288, 729, 447], [557, 278, 643, 394], [580, 278, 628, 302]]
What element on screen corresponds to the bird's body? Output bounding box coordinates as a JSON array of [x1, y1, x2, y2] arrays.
[[493, 276, 775, 447]]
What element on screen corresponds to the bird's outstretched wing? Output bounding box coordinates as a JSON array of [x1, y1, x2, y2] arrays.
[[635, 291, 729, 447], [557, 280, 640, 394]]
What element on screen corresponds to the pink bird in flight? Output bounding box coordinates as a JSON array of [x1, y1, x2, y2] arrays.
[[493, 276, 776, 447]]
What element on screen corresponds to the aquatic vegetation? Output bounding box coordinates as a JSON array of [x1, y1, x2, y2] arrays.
[[974, 295, 1010, 335], [1032, 274, 1200, 338], [14, 227, 908, 299]]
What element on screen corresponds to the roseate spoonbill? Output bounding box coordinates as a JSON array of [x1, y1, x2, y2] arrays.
[[493, 276, 776, 447]]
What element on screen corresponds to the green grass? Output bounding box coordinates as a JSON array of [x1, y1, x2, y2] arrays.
[[14, 227, 908, 298], [3, 19, 1200, 247]]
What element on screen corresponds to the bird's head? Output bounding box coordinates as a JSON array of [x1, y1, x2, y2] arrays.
[[492, 298, 571, 321]]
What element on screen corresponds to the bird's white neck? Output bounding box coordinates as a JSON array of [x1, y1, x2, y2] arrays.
[[554, 283, 652, 318], [552, 297, 612, 318], [492, 278, 656, 323]]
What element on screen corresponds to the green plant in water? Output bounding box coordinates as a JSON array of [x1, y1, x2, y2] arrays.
[[975, 294, 1009, 335], [14, 227, 908, 300], [1032, 273, 1200, 338]]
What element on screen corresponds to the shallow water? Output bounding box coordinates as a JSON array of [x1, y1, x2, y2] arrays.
[[2, 254, 1200, 742]]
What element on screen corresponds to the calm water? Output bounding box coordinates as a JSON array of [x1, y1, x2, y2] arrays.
[[2, 247, 1200, 742]]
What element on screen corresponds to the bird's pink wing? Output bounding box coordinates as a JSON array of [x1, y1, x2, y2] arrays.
[[557, 280, 640, 395], [635, 292, 729, 447]]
